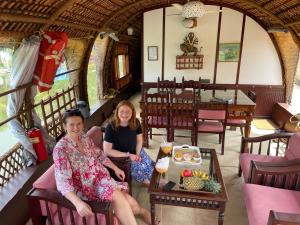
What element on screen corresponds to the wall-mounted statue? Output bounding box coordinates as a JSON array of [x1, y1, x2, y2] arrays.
[[180, 32, 202, 56]]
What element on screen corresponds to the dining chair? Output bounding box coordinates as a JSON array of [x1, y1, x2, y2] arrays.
[[196, 102, 228, 155], [227, 90, 256, 136], [181, 76, 201, 96], [169, 91, 196, 145], [157, 77, 176, 93], [143, 92, 170, 147]]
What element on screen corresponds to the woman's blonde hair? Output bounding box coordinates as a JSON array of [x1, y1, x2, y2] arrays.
[[112, 100, 137, 130]]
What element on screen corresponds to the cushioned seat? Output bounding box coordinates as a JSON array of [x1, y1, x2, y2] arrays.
[[240, 153, 287, 182], [197, 121, 224, 132], [198, 110, 225, 120], [243, 183, 300, 225]]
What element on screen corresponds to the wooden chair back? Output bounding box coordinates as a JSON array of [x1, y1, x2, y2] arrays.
[[157, 77, 176, 93], [144, 92, 170, 129]]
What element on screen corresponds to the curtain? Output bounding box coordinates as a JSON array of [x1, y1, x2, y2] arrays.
[[6, 35, 41, 166]]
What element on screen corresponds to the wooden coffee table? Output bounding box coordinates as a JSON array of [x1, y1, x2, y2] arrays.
[[148, 148, 228, 225]]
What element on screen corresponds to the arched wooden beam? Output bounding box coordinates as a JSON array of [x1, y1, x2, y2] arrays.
[[41, 0, 78, 30], [101, 0, 150, 29], [0, 12, 114, 33], [101, 0, 287, 30]]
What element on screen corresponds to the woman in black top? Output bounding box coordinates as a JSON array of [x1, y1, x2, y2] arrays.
[[103, 100, 155, 185]]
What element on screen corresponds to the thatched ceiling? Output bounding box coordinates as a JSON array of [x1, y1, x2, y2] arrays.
[[0, 0, 300, 46]]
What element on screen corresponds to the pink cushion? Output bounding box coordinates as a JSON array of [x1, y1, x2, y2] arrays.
[[240, 153, 286, 182], [227, 119, 246, 125], [33, 165, 56, 190], [197, 121, 224, 132], [86, 126, 103, 148], [148, 116, 168, 126], [198, 110, 225, 120], [285, 133, 300, 160], [243, 183, 300, 225]]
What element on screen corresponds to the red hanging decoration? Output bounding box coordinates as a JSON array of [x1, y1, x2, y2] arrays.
[[33, 31, 68, 92]]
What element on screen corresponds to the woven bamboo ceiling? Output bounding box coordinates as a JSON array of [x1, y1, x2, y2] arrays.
[[0, 0, 300, 46]]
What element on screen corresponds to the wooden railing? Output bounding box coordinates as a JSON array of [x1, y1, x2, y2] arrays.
[[0, 143, 25, 187], [0, 85, 76, 187]]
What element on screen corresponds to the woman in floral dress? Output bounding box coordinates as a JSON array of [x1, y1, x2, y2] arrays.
[[54, 109, 153, 225]]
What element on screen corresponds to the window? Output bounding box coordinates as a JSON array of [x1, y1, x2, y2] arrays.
[[0, 47, 18, 155], [87, 45, 98, 109], [116, 54, 129, 79], [114, 44, 131, 89]]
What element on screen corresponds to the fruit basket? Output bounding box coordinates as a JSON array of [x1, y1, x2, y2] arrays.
[[179, 169, 221, 194], [172, 145, 202, 165]]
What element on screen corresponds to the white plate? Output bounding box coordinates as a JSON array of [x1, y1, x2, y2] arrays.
[[172, 145, 202, 166]]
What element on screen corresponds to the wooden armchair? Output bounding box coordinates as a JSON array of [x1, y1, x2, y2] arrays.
[[238, 132, 295, 180], [243, 158, 300, 225], [26, 126, 131, 225], [27, 183, 115, 225], [86, 126, 132, 194]]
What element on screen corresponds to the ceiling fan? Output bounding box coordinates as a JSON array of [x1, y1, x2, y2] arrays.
[[99, 31, 119, 41], [170, 1, 222, 28]]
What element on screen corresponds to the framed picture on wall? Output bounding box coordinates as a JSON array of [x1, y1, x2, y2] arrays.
[[218, 43, 240, 62], [148, 46, 158, 61]]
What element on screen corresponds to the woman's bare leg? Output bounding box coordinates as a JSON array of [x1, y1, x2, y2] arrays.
[[112, 190, 137, 225], [123, 192, 154, 225]]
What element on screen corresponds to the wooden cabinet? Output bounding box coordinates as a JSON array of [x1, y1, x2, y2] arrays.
[[176, 55, 204, 70]]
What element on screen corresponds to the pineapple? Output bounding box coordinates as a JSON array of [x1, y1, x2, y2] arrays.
[[183, 177, 204, 190], [203, 179, 221, 194]]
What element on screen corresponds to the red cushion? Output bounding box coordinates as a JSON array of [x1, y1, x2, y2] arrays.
[[197, 121, 224, 132], [285, 133, 300, 160], [198, 110, 225, 120], [240, 153, 286, 182], [243, 183, 300, 225], [33, 165, 56, 190]]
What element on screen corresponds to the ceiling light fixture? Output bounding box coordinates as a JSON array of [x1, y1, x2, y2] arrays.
[[182, 1, 206, 18], [127, 27, 134, 36]]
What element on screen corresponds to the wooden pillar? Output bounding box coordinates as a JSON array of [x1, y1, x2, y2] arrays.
[[77, 36, 97, 106]]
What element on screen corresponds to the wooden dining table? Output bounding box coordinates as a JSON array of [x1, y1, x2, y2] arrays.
[[140, 88, 256, 147]]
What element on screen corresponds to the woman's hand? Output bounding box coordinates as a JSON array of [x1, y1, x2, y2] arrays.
[[75, 200, 93, 217], [129, 153, 141, 162], [114, 167, 125, 181]]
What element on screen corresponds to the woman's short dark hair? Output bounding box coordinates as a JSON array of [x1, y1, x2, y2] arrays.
[[62, 108, 84, 124]]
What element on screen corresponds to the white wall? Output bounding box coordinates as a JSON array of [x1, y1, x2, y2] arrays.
[[143, 9, 163, 82], [239, 17, 282, 84], [216, 8, 243, 84], [143, 6, 283, 85], [164, 6, 219, 81]]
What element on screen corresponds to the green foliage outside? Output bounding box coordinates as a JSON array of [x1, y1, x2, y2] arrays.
[[87, 47, 98, 109]]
